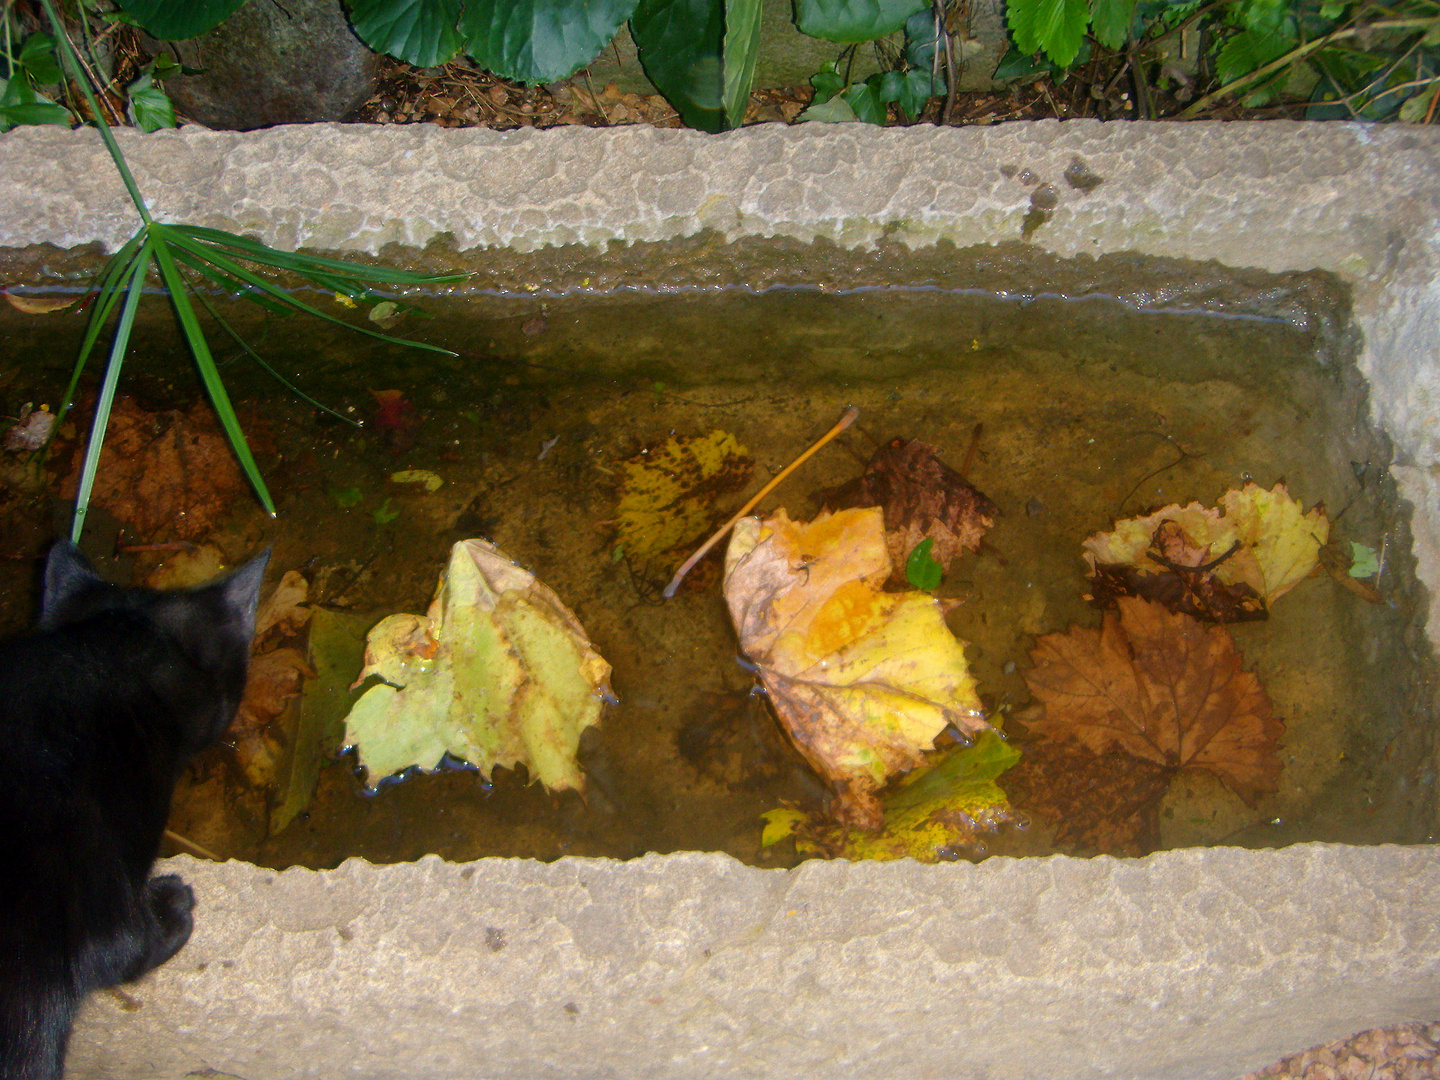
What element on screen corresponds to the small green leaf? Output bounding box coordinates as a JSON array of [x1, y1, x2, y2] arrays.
[[905, 537, 944, 591], [809, 63, 846, 104], [798, 93, 859, 121], [17, 33, 65, 85], [1348, 541, 1379, 578], [128, 71, 177, 131], [373, 498, 400, 525], [794, 0, 928, 44], [331, 486, 364, 508]]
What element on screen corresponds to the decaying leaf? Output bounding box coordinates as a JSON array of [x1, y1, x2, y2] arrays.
[[823, 437, 997, 587], [1318, 539, 1384, 604], [231, 646, 314, 787], [763, 729, 1022, 861], [615, 429, 753, 587], [255, 569, 312, 642], [2, 404, 56, 451], [724, 506, 989, 829], [1084, 481, 1329, 620], [342, 539, 613, 791], [1024, 596, 1282, 806]]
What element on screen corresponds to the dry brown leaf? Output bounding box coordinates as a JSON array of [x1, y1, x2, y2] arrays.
[[823, 437, 996, 586], [231, 646, 314, 787], [255, 570, 311, 642], [724, 506, 988, 829], [1023, 596, 1282, 806]]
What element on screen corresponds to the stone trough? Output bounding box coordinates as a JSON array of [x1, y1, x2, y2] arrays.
[[0, 120, 1437, 1079]]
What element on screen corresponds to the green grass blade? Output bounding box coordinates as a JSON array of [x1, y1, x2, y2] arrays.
[[149, 228, 277, 516], [70, 238, 153, 543], [188, 285, 359, 427], [163, 228, 457, 354], [173, 225, 468, 286], [171, 245, 296, 316], [51, 234, 150, 438]]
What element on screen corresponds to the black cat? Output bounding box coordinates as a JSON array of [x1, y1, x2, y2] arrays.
[[0, 542, 268, 1080]]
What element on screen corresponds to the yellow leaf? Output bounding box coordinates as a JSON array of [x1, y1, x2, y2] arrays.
[[614, 430, 753, 584], [724, 507, 988, 829], [1219, 481, 1329, 603], [342, 540, 613, 791], [390, 469, 443, 492]]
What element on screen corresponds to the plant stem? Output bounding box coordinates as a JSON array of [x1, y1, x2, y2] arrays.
[[39, 0, 151, 223]]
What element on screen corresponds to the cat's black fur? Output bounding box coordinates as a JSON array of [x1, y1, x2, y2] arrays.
[[0, 542, 267, 1080]]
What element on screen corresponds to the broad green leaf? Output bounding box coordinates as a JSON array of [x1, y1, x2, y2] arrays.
[[458, 0, 637, 85], [722, 0, 763, 125], [1007, 0, 1091, 67], [1089, 0, 1137, 49], [794, 0, 928, 44], [0, 100, 74, 128], [114, 0, 251, 39], [632, 0, 727, 130], [809, 62, 846, 103], [843, 78, 889, 122], [345, 0, 465, 68]]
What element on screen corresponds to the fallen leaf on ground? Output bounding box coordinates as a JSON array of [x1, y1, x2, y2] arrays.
[[823, 437, 997, 588], [1024, 596, 1282, 806], [615, 429, 753, 588], [763, 728, 1022, 861], [2, 404, 56, 451], [724, 506, 989, 829], [60, 396, 246, 542], [254, 570, 311, 642], [1084, 481, 1328, 619], [231, 646, 315, 787], [341, 539, 613, 791]]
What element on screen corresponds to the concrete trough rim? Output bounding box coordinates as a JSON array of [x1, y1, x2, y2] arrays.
[[0, 120, 1435, 1079]]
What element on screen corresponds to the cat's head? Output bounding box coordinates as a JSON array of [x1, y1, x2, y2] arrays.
[[42, 542, 271, 743]]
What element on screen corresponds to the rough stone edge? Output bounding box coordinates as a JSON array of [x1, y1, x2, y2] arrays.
[[0, 121, 1436, 1078]]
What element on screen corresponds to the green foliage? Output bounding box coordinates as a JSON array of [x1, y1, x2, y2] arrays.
[[345, 0, 638, 82], [112, 0, 251, 40], [794, 0, 928, 43], [801, 10, 948, 123], [905, 537, 944, 591], [32, 0, 465, 541], [999, 0, 1440, 124], [0, 32, 74, 130]]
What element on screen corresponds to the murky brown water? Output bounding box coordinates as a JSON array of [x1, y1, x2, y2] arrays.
[[0, 243, 1432, 870]]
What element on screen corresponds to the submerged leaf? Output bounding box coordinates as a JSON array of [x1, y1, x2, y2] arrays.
[[1024, 596, 1282, 806], [724, 506, 988, 829], [342, 539, 612, 791], [615, 429, 753, 587], [776, 729, 1022, 862], [1085, 481, 1328, 619], [824, 437, 997, 588]]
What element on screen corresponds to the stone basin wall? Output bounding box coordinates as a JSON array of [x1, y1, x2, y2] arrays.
[[0, 120, 1436, 1079]]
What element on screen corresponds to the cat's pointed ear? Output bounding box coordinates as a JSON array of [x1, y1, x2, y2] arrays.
[[221, 548, 271, 635], [41, 541, 104, 628]]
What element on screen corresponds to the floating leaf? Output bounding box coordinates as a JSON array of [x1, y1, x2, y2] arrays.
[[615, 429, 753, 587], [823, 437, 996, 588], [1085, 481, 1328, 619], [1024, 596, 1282, 806], [1348, 541, 1379, 578], [905, 537, 944, 591], [390, 468, 443, 492], [3, 289, 78, 314], [342, 539, 612, 791], [724, 506, 988, 829]]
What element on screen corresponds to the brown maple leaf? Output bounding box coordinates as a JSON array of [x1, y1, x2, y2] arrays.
[[823, 437, 997, 587], [1023, 596, 1282, 806]]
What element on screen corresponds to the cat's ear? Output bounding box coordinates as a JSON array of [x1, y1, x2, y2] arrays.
[[40, 541, 104, 628], [219, 548, 271, 636]]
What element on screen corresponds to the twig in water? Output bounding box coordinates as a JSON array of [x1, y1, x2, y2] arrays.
[[662, 406, 861, 598], [164, 829, 222, 862]]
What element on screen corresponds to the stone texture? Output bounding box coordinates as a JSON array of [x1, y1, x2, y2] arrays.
[[63, 847, 1440, 1080], [0, 120, 1437, 1079]]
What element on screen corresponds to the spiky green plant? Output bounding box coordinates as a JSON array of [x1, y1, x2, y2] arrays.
[[37, 0, 466, 541]]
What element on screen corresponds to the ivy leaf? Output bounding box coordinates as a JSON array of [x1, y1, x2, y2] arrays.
[[1006, 0, 1091, 68]]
